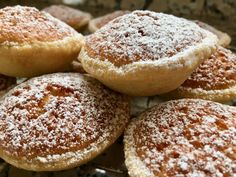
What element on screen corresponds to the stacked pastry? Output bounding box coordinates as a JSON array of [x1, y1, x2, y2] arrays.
[[0, 5, 235, 177], [164, 46, 236, 103], [79, 11, 217, 96]]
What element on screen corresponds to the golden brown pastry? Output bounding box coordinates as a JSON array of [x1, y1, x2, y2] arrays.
[[195, 20, 231, 47], [88, 10, 130, 33], [165, 46, 236, 103], [124, 99, 236, 177], [0, 5, 83, 77], [0, 73, 130, 171], [43, 5, 92, 31], [79, 10, 218, 96]]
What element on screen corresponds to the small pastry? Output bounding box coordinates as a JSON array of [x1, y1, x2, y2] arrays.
[[79, 10, 218, 96], [0, 73, 130, 171], [43, 5, 92, 31], [0, 5, 83, 77], [124, 99, 236, 176]]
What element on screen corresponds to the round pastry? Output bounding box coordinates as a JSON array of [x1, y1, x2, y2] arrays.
[[42, 5, 92, 31], [124, 99, 236, 177], [195, 20, 231, 47], [0, 73, 130, 171], [164, 46, 236, 103], [79, 10, 218, 96], [0, 5, 84, 77], [88, 10, 130, 33]]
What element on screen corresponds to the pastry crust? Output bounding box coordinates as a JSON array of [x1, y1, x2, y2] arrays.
[[164, 47, 236, 103], [195, 20, 231, 47], [88, 10, 130, 33], [43, 5, 92, 31], [0, 73, 130, 171], [79, 11, 218, 96], [0, 37, 83, 77], [164, 85, 236, 103], [0, 6, 84, 77], [124, 99, 236, 176]]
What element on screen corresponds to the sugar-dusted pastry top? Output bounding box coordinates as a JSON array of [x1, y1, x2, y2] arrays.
[[0, 73, 129, 160], [0, 6, 78, 45], [133, 99, 236, 176], [182, 47, 236, 90], [85, 10, 209, 67]]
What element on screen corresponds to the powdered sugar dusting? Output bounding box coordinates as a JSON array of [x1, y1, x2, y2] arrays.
[[0, 5, 78, 45], [132, 99, 236, 176], [0, 73, 129, 162], [182, 46, 236, 90], [86, 10, 208, 67]]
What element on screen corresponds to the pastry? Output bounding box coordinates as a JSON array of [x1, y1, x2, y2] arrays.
[[88, 10, 130, 33], [195, 20, 231, 47], [124, 99, 236, 176], [43, 5, 92, 31], [165, 46, 236, 103], [79, 10, 218, 96], [0, 73, 130, 171], [0, 5, 83, 77]]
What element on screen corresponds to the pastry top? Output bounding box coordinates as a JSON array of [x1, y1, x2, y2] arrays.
[[43, 5, 91, 28], [92, 10, 130, 29], [131, 99, 236, 176], [182, 46, 236, 90], [85, 10, 216, 67], [0, 6, 79, 45], [0, 73, 129, 161]]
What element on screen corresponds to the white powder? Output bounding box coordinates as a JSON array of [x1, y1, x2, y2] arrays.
[[131, 99, 236, 176], [0, 73, 129, 163], [86, 10, 208, 66]]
